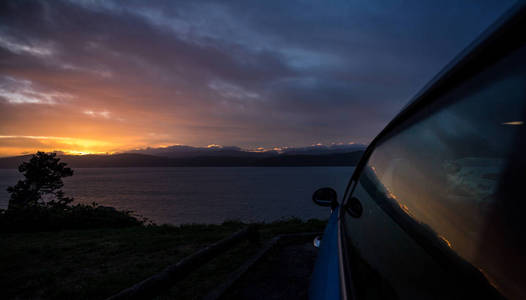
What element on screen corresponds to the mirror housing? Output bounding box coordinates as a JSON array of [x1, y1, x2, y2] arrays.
[[312, 187, 338, 209]]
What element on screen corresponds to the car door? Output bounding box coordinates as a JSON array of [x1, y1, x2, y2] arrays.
[[339, 4, 526, 300]]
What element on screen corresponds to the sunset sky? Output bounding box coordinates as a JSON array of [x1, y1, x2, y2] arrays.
[[0, 0, 514, 157]]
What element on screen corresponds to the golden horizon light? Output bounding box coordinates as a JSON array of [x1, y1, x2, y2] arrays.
[[0, 135, 136, 157]]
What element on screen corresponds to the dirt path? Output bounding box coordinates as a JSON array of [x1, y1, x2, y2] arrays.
[[220, 241, 318, 299]]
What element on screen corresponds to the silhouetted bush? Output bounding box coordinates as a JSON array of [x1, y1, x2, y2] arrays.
[[0, 204, 143, 232], [1, 152, 143, 232]]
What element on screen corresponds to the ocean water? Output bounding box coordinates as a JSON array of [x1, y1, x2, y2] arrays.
[[0, 167, 354, 225]]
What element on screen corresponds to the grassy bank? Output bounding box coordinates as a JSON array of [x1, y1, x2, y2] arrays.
[[0, 218, 326, 300]]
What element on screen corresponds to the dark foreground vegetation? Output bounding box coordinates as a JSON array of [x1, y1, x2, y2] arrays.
[[0, 218, 327, 300], [0, 153, 328, 299]]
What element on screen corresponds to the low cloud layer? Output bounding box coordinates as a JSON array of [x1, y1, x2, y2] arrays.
[[0, 0, 514, 156]]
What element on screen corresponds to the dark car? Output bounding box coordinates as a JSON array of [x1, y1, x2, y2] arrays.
[[309, 3, 526, 299]]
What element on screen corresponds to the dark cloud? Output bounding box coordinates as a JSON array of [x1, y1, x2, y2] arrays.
[[0, 0, 515, 155]]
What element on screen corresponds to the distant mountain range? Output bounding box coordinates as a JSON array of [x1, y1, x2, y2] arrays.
[[127, 143, 366, 157], [0, 144, 366, 168]]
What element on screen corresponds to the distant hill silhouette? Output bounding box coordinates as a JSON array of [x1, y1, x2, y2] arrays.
[[127, 143, 365, 158], [128, 145, 273, 158], [280, 144, 366, 155], [0, 151, 365, 168]]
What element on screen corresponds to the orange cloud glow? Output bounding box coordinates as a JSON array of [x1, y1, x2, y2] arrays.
[[4, 0, 504, 156]]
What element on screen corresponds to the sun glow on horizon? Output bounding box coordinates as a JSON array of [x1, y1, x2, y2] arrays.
[[0, 135, 125, 157], [61, 150, 113, 156]]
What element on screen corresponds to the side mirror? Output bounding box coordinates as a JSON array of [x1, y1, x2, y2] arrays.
[[312, 187, 338, 209]]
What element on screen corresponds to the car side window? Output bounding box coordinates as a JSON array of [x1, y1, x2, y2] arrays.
[[348, 42, 526, 299]]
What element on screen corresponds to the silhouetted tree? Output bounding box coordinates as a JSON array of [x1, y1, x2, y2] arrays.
[[7, 151, 74, 211], [1, 152, 144, 232]]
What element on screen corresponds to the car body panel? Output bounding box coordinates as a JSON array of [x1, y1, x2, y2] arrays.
[[308, 207, 341, 300]]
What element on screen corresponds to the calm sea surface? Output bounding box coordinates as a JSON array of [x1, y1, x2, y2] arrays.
[[0, 167, 354, 225]]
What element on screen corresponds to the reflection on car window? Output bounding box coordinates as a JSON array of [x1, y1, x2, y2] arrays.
[[363, 44, 526, 299]]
